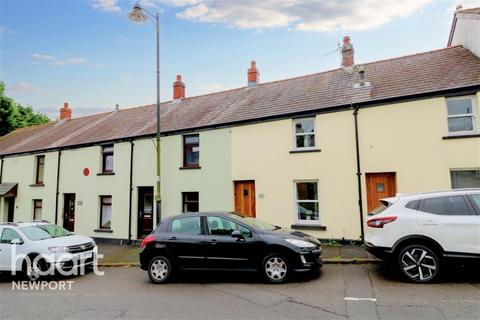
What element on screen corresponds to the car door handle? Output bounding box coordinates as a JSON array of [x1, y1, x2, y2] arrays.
[[423, 221, 438, 226], [168, 236, 177, 240], [210, 239, 218, 245]]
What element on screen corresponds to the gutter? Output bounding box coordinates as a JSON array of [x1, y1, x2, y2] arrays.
[[353, 106, 365, 241], [128, 140, 134, 243], [54, 150, 62, 225]]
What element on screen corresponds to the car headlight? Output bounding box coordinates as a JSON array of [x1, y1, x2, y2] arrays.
[[285, 239, 316, 249], [49, 246, 69, 253]]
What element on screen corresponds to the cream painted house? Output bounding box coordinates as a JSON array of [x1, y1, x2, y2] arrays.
[[1, 11, 480, 241]]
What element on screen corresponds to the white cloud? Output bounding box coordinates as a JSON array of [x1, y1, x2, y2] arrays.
[[0, 27, 15, 37], [32, 53, 88, 66], [92, 0, 121, 12], [170, 0, 433, 32], [9, 82, 48, 95]]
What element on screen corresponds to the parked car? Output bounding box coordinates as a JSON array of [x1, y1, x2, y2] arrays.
[[139, 212, 322, 284], [364, 189, 480, 283], [0, 221, 97, 281]]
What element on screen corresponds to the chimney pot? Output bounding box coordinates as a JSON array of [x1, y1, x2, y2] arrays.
[[59, 102, 72, 121], [173, 74, 185, 100], [341, 35, 355, 68], [247, 60, 260, 87]]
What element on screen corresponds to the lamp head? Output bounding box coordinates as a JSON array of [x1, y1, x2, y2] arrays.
[[128, 4, 148, 23]]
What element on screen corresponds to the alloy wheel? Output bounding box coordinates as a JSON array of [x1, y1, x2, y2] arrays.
[[149, 258, 169, 282], [265, 257, 287, 281], [26, 260, 42, 281], [400, 247, 437, 282]]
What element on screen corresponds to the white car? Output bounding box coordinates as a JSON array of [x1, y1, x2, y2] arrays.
[[364, 189, 480, 283], [0, 221, 97, 281]]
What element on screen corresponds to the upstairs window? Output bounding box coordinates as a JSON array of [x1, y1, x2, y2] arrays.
[[33, 200, 42, 220], [183, 134, 199, 167], [35, 155, 45, 184], [101, 145, 114, 173], [446, 96, 476, 134], [293, 118, 316, 149]]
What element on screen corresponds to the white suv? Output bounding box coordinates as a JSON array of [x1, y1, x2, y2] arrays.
[[364, 189, 480, 283], [0, 221, 97, 281]]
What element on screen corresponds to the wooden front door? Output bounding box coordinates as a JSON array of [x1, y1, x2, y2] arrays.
[[63, 194, 76, 232], [366, 173, 396, 212], [138, 187, 154, 238], [234, 181, 256, 217]]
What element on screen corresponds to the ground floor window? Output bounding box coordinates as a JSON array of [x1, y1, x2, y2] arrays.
[[295, 181, 319, 223], [451, 169, 480, 188], [33, 199, 42, 220], [182, 192, 199, 212], [100, 196, 112, 229]]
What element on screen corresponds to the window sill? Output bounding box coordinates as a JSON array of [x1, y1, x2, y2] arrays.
[[94, 228, 113, 233], [291, 224, 327, 231], [97, 172, 115, 176], [442, 133, 480, 140], [289, 149, 321, 154], [179, 166, 202, 170], [29, 183, 45, 187]]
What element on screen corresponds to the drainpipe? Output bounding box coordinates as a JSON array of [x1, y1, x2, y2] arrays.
[[54, 150, 62, 225], [0, 157, 4, 184], [353, 106, 365, 241], [128, 140, 134, 244]]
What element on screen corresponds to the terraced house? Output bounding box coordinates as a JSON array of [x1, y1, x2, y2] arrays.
[[1, 8, 480, 242]]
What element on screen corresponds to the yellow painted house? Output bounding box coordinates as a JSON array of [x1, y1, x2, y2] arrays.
[[1, 9, 480, 242]]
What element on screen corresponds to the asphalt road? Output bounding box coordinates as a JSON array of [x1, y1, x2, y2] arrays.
[[0, 264, 479, 320]]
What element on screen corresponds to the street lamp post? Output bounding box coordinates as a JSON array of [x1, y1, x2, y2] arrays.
[[128, 4, 162, 222]]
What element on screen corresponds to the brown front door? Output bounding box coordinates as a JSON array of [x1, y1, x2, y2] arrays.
[[234, 181, 256, 217], [366, 173, 396, 212], [63, 194, 75, 231], [138, 187, 154, 238]]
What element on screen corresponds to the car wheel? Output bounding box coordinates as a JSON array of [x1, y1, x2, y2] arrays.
[[148, 256, 172, 284], [397, 244, 440, 283], [262, 254, 289, 284], [23, 256, 46, 282]]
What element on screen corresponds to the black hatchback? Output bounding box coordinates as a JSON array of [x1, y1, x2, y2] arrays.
[[139, 212, 323, 284]]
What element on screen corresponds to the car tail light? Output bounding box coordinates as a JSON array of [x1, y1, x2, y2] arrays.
[[140, 234, 156, 249], [367, 216, 397, 228]]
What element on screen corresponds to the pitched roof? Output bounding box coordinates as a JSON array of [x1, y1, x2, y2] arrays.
[[1, 45, 480, 156], [457, 7, 480, 14]]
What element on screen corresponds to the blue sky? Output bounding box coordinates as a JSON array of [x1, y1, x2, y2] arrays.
[[0, 0, 478, 118]]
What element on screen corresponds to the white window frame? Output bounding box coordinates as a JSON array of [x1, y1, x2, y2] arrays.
[[292, 118, 316, 150], [294, 180, 320, 225], [446, 95, 477, 135]]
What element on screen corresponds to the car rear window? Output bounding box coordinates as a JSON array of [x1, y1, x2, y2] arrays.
[[419, 196, 472, 215], [369, 200, 391, 215]]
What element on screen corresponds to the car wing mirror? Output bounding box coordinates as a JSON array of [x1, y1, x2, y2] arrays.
[[231, 230, 243, 239], [10, 238, 23, 245]]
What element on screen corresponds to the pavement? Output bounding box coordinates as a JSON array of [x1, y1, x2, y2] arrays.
[[0, 264, 478, 319], [96, 243, 378, 266]]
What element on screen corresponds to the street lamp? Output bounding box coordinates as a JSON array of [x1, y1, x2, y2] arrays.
[[128, 3, 162, 222]]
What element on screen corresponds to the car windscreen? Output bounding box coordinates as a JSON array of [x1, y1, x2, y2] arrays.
[[238, 217, 280, 231], [20, 224, 71, 241], [369, 200, 391, 216]]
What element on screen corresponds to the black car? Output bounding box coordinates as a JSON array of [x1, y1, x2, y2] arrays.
[[139, 212, 322, 284]]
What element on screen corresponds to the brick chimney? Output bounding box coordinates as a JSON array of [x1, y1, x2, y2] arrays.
[[341, 36, 355, 68], [59, 102, 72, 121], [173, 75, 185, 100], [247, 61, 260, 87]]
